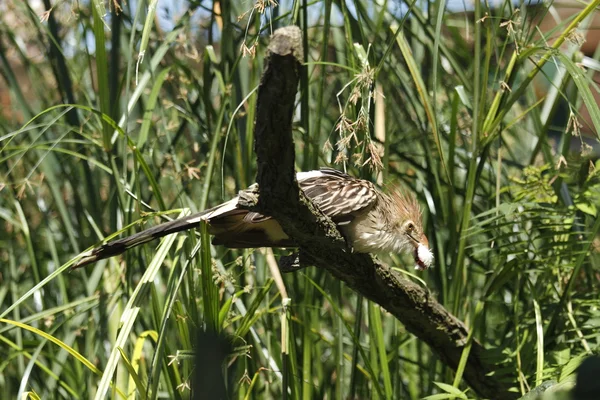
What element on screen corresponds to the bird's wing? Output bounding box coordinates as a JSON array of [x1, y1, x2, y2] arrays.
[[211, 169, 378, 225], [207, 169, 379, 247], [298, 168, 378, 223], [72, 169, 378, 269]]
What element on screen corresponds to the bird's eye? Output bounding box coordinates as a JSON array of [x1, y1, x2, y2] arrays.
[[406, 222, 415, 232]]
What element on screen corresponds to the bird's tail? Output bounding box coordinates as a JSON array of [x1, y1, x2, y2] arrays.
[[71, 213, 203, 269], [71, 199, 238, 270]]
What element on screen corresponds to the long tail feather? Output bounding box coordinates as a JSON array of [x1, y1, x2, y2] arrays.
[[72, 198, 242, 269], [71, 212, 208, 270]]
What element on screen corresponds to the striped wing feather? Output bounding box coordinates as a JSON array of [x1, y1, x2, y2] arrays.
[[299, 169, 377, 221], [221, 168, 378, 224], [210, 169, 377, 246]]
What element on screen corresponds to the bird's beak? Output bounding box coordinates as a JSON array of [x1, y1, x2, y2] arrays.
[[407, 232, 428, 249], [419, 234, 429, 249], [411, 234, 433, 271]]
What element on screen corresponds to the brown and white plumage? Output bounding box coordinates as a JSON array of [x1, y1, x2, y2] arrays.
[[73, 168, 432, 270]]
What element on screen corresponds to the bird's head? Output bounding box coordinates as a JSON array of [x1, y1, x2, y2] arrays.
[[387, 189, 433, 271]]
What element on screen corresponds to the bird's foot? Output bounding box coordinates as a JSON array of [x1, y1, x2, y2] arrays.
[[278, 251, 310, 273]]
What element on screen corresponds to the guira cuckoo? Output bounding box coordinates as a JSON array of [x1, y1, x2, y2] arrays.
[[73, 168, 433, 270]]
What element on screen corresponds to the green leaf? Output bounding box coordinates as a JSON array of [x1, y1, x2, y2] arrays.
[[556, 52, 600, 140], [117, 347, 147, 400], [575, 201, 597, 217], [432, 382, 468, 399], [559, 355, 587, 382]]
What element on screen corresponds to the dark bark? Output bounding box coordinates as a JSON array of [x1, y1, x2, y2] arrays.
[[241, 26, 516, 400]]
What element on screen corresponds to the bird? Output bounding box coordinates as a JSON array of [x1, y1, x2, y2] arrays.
[[72, 168, 433, 270]]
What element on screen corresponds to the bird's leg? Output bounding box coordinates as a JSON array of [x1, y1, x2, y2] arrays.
[[237, 185, 260, 209], [334, 228, 355, 253], [278, 250, 310, 273]]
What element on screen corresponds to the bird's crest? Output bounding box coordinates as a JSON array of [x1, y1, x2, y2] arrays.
[[387, 186, 423, 227]]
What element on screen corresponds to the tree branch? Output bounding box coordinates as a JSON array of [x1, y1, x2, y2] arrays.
[[244, 26, 516, 400]]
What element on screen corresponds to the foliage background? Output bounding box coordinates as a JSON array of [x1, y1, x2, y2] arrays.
[[1, 0, 599, 398]]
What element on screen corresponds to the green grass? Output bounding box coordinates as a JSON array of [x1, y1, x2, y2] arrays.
[[1, 0, 600, 398]]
